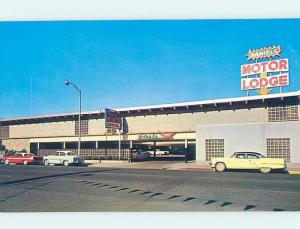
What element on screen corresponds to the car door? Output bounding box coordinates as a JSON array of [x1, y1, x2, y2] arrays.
[[229, 153, 250, 169], [13, 153, 23, 163], [59, 152, 67, 164], [49, 152, 60, 164], [245, 153, 261, 169]]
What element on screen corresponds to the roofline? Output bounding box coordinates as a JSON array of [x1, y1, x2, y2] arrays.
[[114, 90, 300, 112], [0, 110, 103, 123], [1, 90, 299, 123]]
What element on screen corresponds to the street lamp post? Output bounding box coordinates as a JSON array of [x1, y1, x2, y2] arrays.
[[65, 80, 81, 156]]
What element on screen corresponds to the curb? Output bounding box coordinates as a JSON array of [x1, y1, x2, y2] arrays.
[[288, 171, 300, 175]]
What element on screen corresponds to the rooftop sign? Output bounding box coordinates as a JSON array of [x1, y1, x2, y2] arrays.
[[246, 45, 282, 61], [104, 108, 122, 130], [241, 45, 289, 95]]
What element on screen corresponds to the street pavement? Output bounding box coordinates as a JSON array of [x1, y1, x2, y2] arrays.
[[0, 164, 300, 211]]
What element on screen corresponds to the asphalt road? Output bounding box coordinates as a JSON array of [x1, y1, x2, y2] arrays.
[[0, 164, 300, 211]]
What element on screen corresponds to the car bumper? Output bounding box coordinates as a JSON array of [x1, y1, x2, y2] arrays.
[[72, 160, 85, 165]]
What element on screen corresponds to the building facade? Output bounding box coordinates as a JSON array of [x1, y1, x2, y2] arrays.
[[0, 91, 299, 162]]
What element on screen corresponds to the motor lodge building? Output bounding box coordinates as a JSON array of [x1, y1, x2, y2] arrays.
[[0, 91, 299, 163]]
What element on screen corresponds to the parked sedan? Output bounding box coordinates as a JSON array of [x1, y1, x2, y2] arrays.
[[3, 152, 43, 165], [211, 152, 286, 173], [43, 151, 85, 166]]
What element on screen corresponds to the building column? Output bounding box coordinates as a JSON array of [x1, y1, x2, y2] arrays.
[[185, 139, 188, 163], [153, 141, 156, 160]]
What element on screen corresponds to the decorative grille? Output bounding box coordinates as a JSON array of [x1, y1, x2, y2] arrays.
[[267, 138, 290, 162], [268, 105, 299, 122], [205, 139, 224, 161], [75, 120, 88, 135], [0, 126, 9, 138]]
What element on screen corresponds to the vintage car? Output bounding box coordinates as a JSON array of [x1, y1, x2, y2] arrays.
[[3, 152, 43, 165], [131, 149, 151, 161], [211, 152, 286, 173], [43, 151, 85, 166]]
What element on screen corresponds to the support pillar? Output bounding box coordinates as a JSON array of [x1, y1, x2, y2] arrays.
[[185, 139, 188, 163]]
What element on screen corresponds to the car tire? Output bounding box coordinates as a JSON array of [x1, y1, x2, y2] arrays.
[[260, 167, 271, 173], [44, 159, 50, 166], [4, 160, 10, 165], [63, 160, 69, 166], [23, 160, 28, 165], [215, 162, 226, 172]]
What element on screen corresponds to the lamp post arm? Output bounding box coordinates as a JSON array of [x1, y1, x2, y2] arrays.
[[69, 81, 81, 93]]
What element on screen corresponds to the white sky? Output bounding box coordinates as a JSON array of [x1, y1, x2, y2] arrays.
[[0, 0, 300, 20]]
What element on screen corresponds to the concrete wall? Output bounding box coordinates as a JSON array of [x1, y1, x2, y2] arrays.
[[2, 138, 30, 152], [8, 121, 75, 138], [4, 107, 268, 139], [196, 122, 300, 163], [88, 119, 106, 135], [125, 107, 267, 134]]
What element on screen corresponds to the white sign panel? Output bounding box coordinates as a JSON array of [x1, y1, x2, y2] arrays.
[[241, 73, 289, 90], [241, 58, 289, 77]]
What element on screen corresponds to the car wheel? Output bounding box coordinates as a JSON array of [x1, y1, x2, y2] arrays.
[[44, 159, 50, 166], [4, 160, 10, 165], [215, 162, 226, 172], [260, 167, 271, 173], [63, 160, 69, 166], [23, 160, 28, 165]]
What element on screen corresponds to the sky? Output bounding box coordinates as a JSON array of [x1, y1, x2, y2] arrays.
[[0, 19, 299, 118]]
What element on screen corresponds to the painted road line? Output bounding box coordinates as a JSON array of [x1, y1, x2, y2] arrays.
[[288, 171, 300, 175]]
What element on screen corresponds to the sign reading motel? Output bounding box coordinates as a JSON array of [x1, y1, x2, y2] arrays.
[[241, 46, 289, 95]]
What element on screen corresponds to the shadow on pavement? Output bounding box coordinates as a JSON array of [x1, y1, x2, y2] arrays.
[[225, 169, 287, 174]]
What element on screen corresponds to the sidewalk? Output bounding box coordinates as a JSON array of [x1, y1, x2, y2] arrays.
[[86, 160, 300, 174]]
